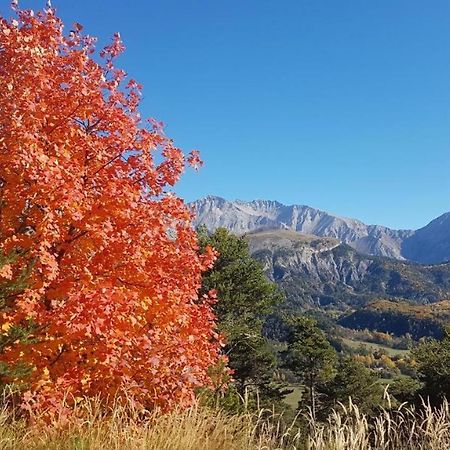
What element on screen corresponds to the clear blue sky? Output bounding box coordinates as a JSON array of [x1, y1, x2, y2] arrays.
[[9, 0, 450, 229]]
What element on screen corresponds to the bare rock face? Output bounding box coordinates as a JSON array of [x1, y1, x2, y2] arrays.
[[402, 213, 450, 264], [191, 196, 414, 260], [246, 230, 370, 287], [245, 230, 450, 310]]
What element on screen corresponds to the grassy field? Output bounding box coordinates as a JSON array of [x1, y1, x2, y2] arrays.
[[341, 337, 409, 356], [1, 397, 450, 449], [0, 401, 302, 450], [284, 386, 303, 410]]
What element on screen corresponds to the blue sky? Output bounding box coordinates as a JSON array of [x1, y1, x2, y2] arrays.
[[8, 1, 450, 229]]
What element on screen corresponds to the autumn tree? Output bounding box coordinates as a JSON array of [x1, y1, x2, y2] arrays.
[[0, 3, 222, 413]]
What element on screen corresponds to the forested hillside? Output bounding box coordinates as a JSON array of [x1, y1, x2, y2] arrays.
[[246, 230, 450, 310], [339, 300, 450, 339]]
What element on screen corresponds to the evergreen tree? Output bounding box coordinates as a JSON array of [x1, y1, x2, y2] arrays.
[[321, 357, 384, 416], [198, 227, 286, 406], [388, 376, 421, 405], [412, 325, 450, 405], [282, 316, 337, 419], [0, 252, 34, 388]]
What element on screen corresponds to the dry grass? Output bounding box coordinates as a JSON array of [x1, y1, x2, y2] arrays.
[[309, 397, 450, 450], [1, 394, 450, 449], [0, 397, 303, 450]]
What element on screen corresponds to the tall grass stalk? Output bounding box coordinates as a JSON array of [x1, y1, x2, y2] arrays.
[[1, 393, 450, 449]]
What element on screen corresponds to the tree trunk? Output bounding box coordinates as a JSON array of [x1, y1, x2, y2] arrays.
[[309, 375, 316, 421]]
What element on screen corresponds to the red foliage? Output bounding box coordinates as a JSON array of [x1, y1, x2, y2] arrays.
[[0, 3, 223, 413]]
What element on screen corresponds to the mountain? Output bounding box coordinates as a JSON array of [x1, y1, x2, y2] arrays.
[[402, 213, 450, 264], [245, 229, 450, 311], [191, 196, 450, 264]]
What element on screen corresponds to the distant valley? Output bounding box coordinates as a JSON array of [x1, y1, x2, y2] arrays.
[[246, 229, 450, 342], [192, 197, 450, 339]]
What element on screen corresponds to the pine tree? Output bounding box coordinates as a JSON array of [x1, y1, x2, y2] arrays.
[[282, 316, 337, 419], [198, 227, 287, 407]]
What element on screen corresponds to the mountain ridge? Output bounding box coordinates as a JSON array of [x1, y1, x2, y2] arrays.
[[190, 196, 450, 264]]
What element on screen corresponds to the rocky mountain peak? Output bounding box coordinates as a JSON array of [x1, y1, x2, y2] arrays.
[[190, 197, 450, 264]]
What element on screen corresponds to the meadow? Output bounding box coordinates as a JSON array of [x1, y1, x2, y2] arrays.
[[1, 395, 450, 450]]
